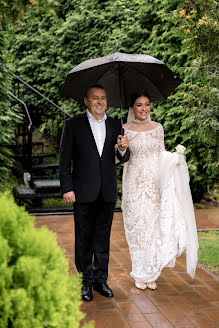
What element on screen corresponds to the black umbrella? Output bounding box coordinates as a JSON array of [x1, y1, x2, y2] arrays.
[[60, 52, 183, 124]]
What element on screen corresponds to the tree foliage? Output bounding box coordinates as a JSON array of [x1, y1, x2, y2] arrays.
[[153, 0, 219, 199], [7, 0, 219, 200], [0, 0, 31, 182]]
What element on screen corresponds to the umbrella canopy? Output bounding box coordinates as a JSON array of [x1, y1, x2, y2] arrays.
[[60, 52, 183, 109]]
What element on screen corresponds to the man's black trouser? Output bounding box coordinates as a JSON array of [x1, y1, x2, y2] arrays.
[[73, 192, 115, 287]]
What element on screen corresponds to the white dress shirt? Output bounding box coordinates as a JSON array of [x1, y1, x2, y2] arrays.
[[86, 110, 126, 157], [87, 110, 107, 156]]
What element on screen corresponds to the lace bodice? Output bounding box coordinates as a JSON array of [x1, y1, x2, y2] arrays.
[[125, 124, 164, 161]]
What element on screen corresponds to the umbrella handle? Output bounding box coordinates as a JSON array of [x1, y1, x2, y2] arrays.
[[121, 127, 124, 136]]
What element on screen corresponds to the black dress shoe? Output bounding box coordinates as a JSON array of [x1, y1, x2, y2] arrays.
[[81, 286, 93, 301], [93, 282, 114, 297]]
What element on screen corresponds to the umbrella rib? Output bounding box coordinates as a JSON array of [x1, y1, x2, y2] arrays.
[[123, 62, 166, 99], [61, 63, 116, 91], [93, 62, 117, 84]]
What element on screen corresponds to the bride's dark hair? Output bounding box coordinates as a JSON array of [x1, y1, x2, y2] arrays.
[[130, 92, 151, 107]]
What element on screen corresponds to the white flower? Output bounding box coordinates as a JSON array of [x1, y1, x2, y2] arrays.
[[175, 144, 186, 155]]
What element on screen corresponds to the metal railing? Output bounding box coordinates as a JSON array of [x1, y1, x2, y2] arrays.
[[10, 70, 72, 149], [9, 91, 33, 172], [8, 70, 72, 173]]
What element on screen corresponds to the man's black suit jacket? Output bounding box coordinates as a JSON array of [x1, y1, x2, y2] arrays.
[[59, 113, 130, 203]]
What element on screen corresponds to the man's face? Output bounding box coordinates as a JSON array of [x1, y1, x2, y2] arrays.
[[84, 88, 107, 120]]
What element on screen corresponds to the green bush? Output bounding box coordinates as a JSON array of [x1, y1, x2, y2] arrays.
[[0, 193, 91, 328]]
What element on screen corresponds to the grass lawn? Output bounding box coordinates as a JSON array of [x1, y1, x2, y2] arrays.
[[198, 230, 219, 275]]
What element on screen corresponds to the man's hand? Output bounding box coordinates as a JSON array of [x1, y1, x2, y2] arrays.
[[63, 191, 76, 203], [117, 134, 129, 151]]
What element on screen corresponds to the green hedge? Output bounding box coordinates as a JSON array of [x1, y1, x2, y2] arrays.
[[0, 193, 92, 328]]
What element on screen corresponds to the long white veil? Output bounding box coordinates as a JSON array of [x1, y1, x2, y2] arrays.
[[127, 108, 135, 123]]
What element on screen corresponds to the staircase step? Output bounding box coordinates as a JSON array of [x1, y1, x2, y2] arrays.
[[13, 186, 61, 199], [31, 175, 59, 180], [3, 141, 44, 148], [32, 163, 59, 171], [14, 153, 56, 159], [28, 206, 73, 215], [33, 179, 60, 192], [13, 186, 36, 199], [27, 205, 121, 215]]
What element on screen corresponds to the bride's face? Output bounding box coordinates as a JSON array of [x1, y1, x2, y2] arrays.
[[132, 96, 151, 121]]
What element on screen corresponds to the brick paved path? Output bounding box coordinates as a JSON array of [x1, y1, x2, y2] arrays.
[[35, 209, 219, 328]]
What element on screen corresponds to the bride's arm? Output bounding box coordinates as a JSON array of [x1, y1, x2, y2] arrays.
[[158, 124, 165, 151]]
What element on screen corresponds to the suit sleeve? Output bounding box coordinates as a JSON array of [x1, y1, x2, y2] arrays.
[[59, 119, 74, 195], [116, 147, 130, 163], [115, 120, 130, 163]]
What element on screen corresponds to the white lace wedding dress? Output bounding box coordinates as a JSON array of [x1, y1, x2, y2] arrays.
[[122, 122, 198, 283]]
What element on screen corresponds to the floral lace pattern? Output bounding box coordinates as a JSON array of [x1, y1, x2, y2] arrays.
[[122, 124, 187, 282]]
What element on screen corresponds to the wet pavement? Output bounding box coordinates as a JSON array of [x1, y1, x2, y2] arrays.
[[35, 209, 219, 328]]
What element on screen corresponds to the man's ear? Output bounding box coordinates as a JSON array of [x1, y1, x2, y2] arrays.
[[84, 97, 88, 107]]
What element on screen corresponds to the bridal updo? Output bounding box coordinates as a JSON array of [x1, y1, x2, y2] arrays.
[[129, 92, 151, 107]]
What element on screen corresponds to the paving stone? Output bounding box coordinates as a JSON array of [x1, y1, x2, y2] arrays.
[[173, 301, 201, 316], [112, 286, 131, 302], [80, 312, 109, 328], [205, 280, 219, 291], [195, 267, 217, 281], [182, 291, 211, 307], [187, 314, 217, 328], [116, 302, 146, 323], [103, 312, 130, 328], [130, 295, 159, 313], [199, 307, 219, 323], [160, 267, 178, 277], [144, 313, 174, 328], [154, 283, 180, 296], [174, 325, 196, 328], [193, 285, 219, 301], [129, 322, 152, 328], [94, 299, 118, 313], [146, 291, 173, 306], [165, 276, 192, 292], [177, 273, 206, 285], [211, 301, 219, 309], [158, 304, 192, 326]]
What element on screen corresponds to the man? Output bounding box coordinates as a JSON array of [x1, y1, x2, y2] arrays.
[[59, 84, 129, 301]]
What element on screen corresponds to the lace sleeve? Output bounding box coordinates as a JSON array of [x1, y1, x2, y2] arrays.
[[158, 124, 165, 152]]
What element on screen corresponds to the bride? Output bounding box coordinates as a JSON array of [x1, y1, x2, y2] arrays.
[[121, 92, 199, 290]]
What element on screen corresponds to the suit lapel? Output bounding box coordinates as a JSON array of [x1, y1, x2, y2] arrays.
[[81, 113, 100, 156], [101, 117, 112, 159]]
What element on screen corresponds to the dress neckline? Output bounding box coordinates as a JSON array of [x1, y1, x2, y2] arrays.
[[124, 124, 160, 133]]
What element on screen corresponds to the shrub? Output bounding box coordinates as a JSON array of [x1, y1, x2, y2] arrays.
[[0, 193, 92, 328]]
